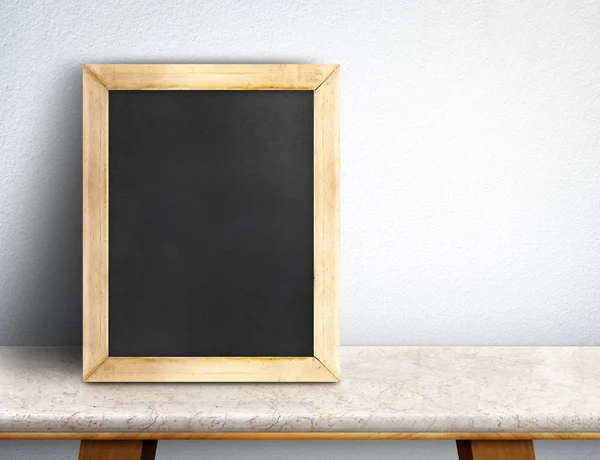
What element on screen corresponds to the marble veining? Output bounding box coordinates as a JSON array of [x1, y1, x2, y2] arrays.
[[1, 346, 600, 433]]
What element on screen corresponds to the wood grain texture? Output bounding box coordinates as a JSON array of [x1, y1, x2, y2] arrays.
[[313, 66, 341, 380], [79, 440, 157, 460], [83, 64, 338, 90], [457, 440, 536, 460], [2, 432, 599, 441], [82, 67, 109, 380], [85, 356, 338, 382]]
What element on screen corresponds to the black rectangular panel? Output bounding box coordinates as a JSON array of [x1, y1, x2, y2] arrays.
[[108, 90, 314, 357]]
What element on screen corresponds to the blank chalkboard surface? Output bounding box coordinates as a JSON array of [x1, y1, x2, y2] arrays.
[[83, 64, 339, 382], [108, 90, 314, 357]]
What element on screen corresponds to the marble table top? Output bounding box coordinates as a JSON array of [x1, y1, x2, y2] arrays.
[[1, 346, 599, 434]]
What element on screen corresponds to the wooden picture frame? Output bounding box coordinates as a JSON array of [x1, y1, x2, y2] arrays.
[[82, 64, 340, 382]]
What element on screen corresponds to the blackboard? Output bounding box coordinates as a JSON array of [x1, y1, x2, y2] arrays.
[[108, 90, 314, 357], [83, 64, 339, 382]]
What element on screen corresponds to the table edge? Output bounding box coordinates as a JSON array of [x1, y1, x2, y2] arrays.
[[1, 432, 599, 441]]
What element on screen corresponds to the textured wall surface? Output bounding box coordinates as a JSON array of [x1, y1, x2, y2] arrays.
[[1, 0, 599, 458]]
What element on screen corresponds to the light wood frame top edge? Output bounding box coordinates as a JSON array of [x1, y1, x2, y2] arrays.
[[83, 64, 340, 90]]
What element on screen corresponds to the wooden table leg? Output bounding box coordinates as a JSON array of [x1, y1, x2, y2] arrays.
[[456, 440, 536, 460], [78, 440, 157, 460]]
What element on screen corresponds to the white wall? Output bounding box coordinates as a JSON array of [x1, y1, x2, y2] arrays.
[[1, 0, 599, 458]]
